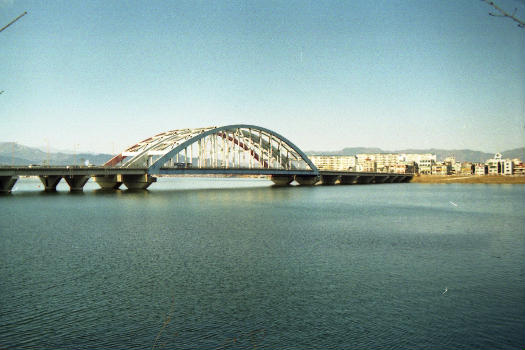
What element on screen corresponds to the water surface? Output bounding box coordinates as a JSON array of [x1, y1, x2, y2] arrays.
[[1, 178, 524, 349]]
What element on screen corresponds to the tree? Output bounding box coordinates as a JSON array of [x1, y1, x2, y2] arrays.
[[482, 0, 525, 28]]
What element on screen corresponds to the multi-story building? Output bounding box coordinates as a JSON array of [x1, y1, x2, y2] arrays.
[[460, 162, 475, 175], [475, 163, 487, 175], [432, 162, 452, 175], [374, 154, 400, 173], [444, 156, 456, 165], [418, 158, 433, 174], [452, 162, 462, 175], [361, 158, 376, 172], [398, 154, 436, 174], [399, 153, 437, 165], [394, 163, 416, 174], [503, 159, 514, 175], [309, 155, 357, 171], [486, 153, 504, 175], [514, 163, 525, 176]]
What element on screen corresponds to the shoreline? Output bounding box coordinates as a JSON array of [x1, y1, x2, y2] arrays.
[[411, 175, 525, 184]]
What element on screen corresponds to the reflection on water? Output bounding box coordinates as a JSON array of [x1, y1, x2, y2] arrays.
[[1, 178, 524, 349]]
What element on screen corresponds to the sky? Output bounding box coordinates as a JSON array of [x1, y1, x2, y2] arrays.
[[1, 0, 524, 154]]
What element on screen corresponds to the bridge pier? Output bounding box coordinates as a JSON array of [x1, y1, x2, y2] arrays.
[[320, 175, 339, 185], [294, 175, 320, 186], [39, 175, 62, 192], [64, 175, 91, 192], [373, 175, 389, 183], [357, 175, 374, 184], [270, 175, 294, 186], [339, 175, 358, 185], [0, 176, 18, 193], [401, 175, 413, 183], [94, 175, 123, 190], [123, 174, 157, 190], [385, 175, 397, 183]]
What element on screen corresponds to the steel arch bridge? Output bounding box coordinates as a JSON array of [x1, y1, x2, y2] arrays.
[[105, 124, 319, 176]]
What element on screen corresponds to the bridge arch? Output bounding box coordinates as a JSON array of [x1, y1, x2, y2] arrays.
[[105, 124, 318, 175]]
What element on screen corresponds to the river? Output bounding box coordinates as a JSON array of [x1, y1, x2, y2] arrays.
[[1, 178, 524, 349]]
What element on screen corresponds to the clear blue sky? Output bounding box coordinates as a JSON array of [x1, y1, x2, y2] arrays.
[[1, 0, 524, 154]]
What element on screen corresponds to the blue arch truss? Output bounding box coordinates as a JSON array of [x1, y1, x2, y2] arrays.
[[110, 124, 319, 176]]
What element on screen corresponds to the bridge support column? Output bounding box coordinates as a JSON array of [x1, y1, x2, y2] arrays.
[[0, 176, 18, 193], [340, 175, 358, 185], [357, 175, 374, 184], [374, 175, 388, 183], [401, 175, 413, 183], [320, 175, 339, 185], [385, 175, 397, 183], [123, 174, 157, 190], [64, 175, 90, 192], [270, 175, 294, 186], [94, 175, 123, 190], [294, 175, 319, 186], [39, 175, 62, 191]]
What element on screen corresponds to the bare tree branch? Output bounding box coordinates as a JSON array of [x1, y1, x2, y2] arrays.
[[0, 11, 28, 33], [482, 0, 525, 28]]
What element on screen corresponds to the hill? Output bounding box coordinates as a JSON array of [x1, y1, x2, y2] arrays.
[[0, 142, 113, 166], [2, 142, 523, 166]]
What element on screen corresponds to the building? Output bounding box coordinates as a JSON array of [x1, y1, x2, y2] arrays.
[[486, 153, 504, 175], [418, 158, 433, 174], [460, 162, 475, 175], [514, 163, 525, 176], [309, 155, 357, 171], [373, 154, 400, 173], [444, 156, 456, 165], [361, 158, 376, 172], [503, 159, 514, 175], [399, 153, 437, 164], [398, 154, 436, 174], [432, 162, 452, 175], [394, 163, 416, 174], [475, 163, 487, 175]]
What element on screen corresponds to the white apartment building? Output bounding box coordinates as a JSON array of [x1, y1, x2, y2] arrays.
[[503, 159, 514, 175], [486, 153, 504, 175], [475, 163, 487, 175], [309, 155, 357, 171], [398, 153, 437, 165], [398, 153, 436, 174]]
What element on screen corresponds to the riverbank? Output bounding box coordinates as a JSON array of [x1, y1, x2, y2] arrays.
[[411, 175, 525, 184]]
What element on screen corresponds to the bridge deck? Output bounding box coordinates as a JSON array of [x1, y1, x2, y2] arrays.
[[0, 166, 413, 178], [0, 166, 413, 193]]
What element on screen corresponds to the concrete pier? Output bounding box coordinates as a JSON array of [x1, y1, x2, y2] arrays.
[[270, 175, 294, 186], [0, 176, 18, 193], [373, 175, 389, 184], [385, 176, 397, 183], [357, 176, 374, 184], [94, 175, 123, 190], [320, 175, 339, 185], [340, 175, 358, 185], [295, 175, 320, 186], [122, 174, 157, 190], [39, 175, 62, 192], [64, 175, 91, 192]]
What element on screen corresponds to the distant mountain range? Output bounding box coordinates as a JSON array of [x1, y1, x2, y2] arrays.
[[0, 142, 113, 166], [307, 147, 525, 163], [1, 142, 523, 165]]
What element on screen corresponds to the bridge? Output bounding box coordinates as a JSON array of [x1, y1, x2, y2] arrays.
[[0, 124, 412, 193]]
